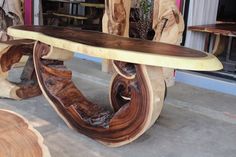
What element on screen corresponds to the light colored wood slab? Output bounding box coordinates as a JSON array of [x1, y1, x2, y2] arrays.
[[0, 109, 51, 157], [102, 0, 131, 73], [0, 39, 41, 100], [152, 0, 185, 87], [8, 26, 223, 71]]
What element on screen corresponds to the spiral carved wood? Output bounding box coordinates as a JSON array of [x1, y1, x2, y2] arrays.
[[0, 40, 41, 99], [33, 41, 165, 147]]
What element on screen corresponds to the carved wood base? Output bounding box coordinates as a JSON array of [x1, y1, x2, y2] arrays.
[[0, 40, 42, 99], [33, 42, 165, 147]]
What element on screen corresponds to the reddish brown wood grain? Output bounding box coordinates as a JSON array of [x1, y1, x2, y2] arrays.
[[33, 42, 162, 147], [189, 23, 236, 37], [0, 40, 41, 99]]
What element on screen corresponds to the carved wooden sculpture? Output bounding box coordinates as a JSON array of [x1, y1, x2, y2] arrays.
[[0, 0, 23, 41], [0, 39, 42, 99], [0, 109, 51, 157], [152, 0, 185, 87], [7, 26, 222, 147], [102, 0, 131, 73]]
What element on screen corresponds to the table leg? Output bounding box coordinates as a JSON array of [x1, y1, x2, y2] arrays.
[[33, 41, 166, 147], [226, 36, 233, 62], [204, 33, 212, 52], [0, 41, 41, 99]]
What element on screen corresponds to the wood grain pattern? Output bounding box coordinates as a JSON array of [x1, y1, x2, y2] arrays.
[[33, 41, 165, 147], [0, 39, 41, 99], [152, 0, 185, 87], [189, 23, 236, 37], [8, 26, 223, 71], [102, 0, 131, 73], [152, 0, 184, 44], [0, 109, 51, 157]]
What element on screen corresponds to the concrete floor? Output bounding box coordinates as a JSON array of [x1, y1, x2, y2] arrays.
[[1, 58, 236, 157]]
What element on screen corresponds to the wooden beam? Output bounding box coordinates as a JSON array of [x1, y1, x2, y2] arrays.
[[0, 39, 41, 99]]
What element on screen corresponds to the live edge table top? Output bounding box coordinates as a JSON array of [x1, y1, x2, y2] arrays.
[[8, 26, 222, 71], [189, 23, 236, 37]]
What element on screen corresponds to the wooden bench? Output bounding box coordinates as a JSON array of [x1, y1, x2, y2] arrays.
[[2, 25, 222, 147]]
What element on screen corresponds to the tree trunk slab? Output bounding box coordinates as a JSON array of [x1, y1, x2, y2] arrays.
[[0, 39, 42, 99], [0, 109, 51, 157]]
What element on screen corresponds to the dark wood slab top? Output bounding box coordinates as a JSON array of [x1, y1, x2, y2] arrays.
[[189, 23, 236, 37], [7, 25, 223, 71], [9, 25, 206, 57]]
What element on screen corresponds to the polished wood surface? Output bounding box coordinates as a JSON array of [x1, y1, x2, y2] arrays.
[[189, 23, 236, 37], [0, 39, 41, 99], [102, 0, 131, 73], [33, 42, 165, 147], [8, 26, 223, 71], [0, 109, 51, 157], [4, 25, 223, 147]]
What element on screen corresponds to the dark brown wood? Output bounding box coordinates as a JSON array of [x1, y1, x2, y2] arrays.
[[189, 23, 236, 37], [12, 26, 207, 58], [33, 41, 165, 147]]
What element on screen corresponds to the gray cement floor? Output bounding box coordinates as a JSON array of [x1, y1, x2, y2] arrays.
[[1, 58, 236, 157]]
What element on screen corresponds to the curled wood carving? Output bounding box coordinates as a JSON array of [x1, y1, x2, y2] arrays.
[[0, 109, 51, 157], [0, 40, 41, 99], [102, 0, 131, 73], [33, 41, 165, 147], [152, 0, 185, 87]]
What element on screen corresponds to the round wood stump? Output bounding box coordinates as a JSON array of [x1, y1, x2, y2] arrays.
[[0, 109, 51, 157]]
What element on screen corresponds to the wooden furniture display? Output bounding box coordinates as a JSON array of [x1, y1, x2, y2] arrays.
[[0, 109, 51, 157], [189, 23, 236, 72], [4, 25, 222, 147]]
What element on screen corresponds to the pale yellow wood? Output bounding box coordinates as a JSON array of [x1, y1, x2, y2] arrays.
[[212, 34, 226, 56], [142, 65, 165, 129], [102, 0, 131, 73], [0, 44, 20, 99], [52, 13, 88, 20], [152, 0, 184, 44], [42, 46, 74, 61], [2, 0, 24, 24], [80, 2, 105, 8], [8, 27, 223, 71], [0, 40, 34, 99], [152, 0, 185, 87], [0, 109, 51, 157]]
